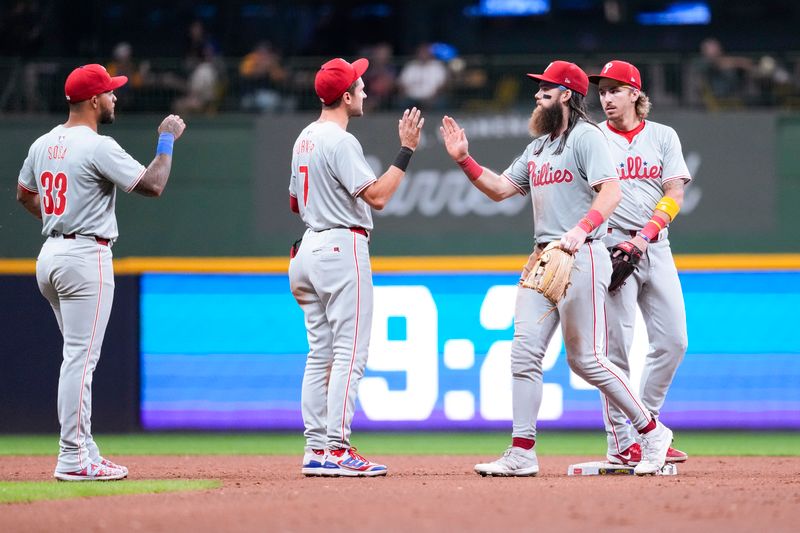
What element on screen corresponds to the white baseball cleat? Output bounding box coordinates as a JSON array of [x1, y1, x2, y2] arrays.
[[301, 447, 341, 477], [99, 457, 128, 477], [54, 462, 126, 481], [635, 421, 674, 476], [475, 446, 539, 477]]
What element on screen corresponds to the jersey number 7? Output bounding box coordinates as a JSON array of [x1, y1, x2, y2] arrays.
[[40, 171, 68, 216], [300, 165, 309, 206]]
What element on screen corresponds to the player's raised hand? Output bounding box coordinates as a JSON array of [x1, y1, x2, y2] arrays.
[[158, 114, 186, 140], [398, 107, 424, 150], [440, 115, 469, 162]]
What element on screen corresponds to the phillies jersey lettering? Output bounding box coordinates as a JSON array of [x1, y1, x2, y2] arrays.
[[617, 156, 661, 180], [503, 121, 618, 243], [289, 121, 377, 231], [600, 120, 692, 230], [17, 124, 146, 240], [528, 161, 574, 187]]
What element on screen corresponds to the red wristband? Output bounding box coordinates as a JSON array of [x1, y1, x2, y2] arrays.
[[458, 155, 483, 182], [640, 220, 662, 241], [586, 209, 604, 228], [578, 209, 604, 232]]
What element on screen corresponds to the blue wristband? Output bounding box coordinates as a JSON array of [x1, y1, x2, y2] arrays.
[[156, 132, 175, 156]]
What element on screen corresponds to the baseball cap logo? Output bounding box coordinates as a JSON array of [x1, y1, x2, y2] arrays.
[[588, 60, 642, 90], [527, 60, 589, 97]]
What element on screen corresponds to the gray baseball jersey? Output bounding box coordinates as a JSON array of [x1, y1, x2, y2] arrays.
[[17, 124, 146, 240], [502, 121, 618, 243], [289, 121, 376, 231], [288, 119, 376, 457], [19, 123, 147, 476], [492, 120, 653, 446], [600, 120, 692, 231], [598, 119, 691, 460]]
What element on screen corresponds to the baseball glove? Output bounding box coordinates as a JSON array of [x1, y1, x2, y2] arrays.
[[608, 241, 644, 292], [520, 242, 575, 305]]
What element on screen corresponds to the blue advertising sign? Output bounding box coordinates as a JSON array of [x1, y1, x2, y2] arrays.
[[141, 272, 800, 430]]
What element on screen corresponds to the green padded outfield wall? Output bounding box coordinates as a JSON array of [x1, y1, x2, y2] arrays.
[[1, 111, 797, 258]]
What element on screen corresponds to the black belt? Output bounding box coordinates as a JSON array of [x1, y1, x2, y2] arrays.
[[349, 227, 369, 237], [608, 227, 660, 243], [51, 231, 110, 247], [536, 238, 594, 251]]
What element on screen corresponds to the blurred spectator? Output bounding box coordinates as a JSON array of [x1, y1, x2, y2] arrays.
[[173, 41, 227, 115], [362, 43, 397, 111], [398, 43, 448, 110], [106, 42, 150, 110], [184, 20, 208, 74], [239, 41, 293, 113], [752, 55, 795, 106], [694, 37, 754, 110]]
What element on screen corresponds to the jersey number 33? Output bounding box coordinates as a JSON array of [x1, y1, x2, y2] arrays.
[[40, 171, 68, 216]]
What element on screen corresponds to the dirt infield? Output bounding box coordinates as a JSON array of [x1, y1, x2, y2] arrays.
[[2, 455, 799, 532]]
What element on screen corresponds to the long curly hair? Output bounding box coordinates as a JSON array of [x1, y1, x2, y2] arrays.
[[635, 90, 652, 119]]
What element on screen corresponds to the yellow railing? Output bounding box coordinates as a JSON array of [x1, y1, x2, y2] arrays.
[[2, 254, 800, 274]]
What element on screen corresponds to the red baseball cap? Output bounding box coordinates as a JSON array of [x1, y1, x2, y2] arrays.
[[64, 64, 128, 103], [314, 57, 369, 105], [588, 60, 642, 90], [527, 60, 589, 97]]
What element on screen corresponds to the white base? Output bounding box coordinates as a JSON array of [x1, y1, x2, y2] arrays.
[[567, 461, 677, 476]]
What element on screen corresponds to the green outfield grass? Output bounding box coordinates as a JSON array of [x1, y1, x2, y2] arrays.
[[0, 431, 798, 456], [0, 479, 220, 504]]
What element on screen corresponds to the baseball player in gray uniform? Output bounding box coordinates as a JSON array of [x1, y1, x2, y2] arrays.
[[441, 61, 673, 476], [588, 60, 691, 466], [289, 57, 423, 477], [16, 64, 185, 481]]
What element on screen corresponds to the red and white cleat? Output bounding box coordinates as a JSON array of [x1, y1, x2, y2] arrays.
[[665, 446, 688, 463], [55, 462, 126, 481], [99, 457, 129, 476], [607, 443, 641, 466]]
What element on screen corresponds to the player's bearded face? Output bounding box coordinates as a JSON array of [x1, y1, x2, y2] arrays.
[[529, 99, 563, 137], [99, 107, 115, 124], [98, 92, 115, 124]]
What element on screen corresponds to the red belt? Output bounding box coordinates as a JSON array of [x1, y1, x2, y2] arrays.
[[56, 232, 110, 246], [350, 227, 368, 237], [608, 228, 660, 243]]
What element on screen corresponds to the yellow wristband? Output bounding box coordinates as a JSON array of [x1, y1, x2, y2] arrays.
[[655, 196, 680, 221]]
